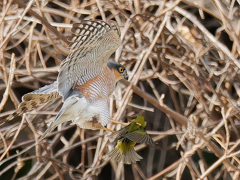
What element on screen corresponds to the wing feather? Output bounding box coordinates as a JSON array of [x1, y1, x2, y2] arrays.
[[58, 20, 121, 99], [125, 129, 154, 145], [108, 124, 130, 139]]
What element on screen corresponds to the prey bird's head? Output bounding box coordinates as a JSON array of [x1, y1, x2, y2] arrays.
[[107, 60, 128, 82]]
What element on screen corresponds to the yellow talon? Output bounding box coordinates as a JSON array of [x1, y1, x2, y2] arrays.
[[101, 127, 115, 133]]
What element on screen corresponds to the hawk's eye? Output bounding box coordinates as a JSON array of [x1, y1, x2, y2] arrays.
[[118, 67, 124, 73]]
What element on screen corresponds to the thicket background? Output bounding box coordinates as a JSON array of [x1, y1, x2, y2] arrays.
[[1, 0, 240, 179]]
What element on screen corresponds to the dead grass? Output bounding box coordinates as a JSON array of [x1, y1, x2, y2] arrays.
[[1, 0, 240, 179]]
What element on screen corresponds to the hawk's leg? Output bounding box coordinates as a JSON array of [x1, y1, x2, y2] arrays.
[[111, 120, 129, 126], [91, 122, 115, 133], [101, 127, 115, 133]]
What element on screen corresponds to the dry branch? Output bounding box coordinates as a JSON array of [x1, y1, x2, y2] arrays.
[[1, 0, 240, 179]]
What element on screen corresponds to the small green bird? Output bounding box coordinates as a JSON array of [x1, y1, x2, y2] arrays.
[[107, 138, 142, 164], [107, 115, 154, 164]]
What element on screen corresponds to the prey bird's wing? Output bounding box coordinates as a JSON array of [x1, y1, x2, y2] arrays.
[[125, 129, 154, 145], [108, 124, 130, 140], [57, 20, 121, 99]]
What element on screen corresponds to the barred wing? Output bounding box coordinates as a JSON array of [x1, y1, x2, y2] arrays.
[[58, 20, 121, 99]]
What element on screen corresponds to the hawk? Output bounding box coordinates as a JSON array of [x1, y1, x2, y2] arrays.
[[1, 20, 128, 138]]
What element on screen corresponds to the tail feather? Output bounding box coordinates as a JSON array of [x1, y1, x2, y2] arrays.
[[107, 146, 142, 164], [0, 82, 60, 126], [39, 93, 86, 141], [22, 81, 59, 101], [0, 109, 24, 126], [38, 117, 64, 141]]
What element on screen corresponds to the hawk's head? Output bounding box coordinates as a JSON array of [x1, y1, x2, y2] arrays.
[[107, 60, 128, 81]]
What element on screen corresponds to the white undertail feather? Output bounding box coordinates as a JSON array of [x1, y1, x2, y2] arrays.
[[72, 98, 110, 128], [40, 94, 88, 140]]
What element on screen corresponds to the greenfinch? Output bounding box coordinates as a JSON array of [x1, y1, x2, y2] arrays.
[[107, 115, 153, 164]]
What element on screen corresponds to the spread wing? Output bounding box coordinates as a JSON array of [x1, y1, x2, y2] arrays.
[[125, 129, 154, 145], [58, 20, 121, 99], [108, 123, 130, 140]]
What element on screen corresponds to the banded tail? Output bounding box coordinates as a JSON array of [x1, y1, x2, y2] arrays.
[[0, 82, 60, 126]]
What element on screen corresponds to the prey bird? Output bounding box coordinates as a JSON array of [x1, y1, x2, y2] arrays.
[[107, 115, 153, 164]]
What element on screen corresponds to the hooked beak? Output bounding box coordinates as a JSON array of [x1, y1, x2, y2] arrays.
[[123, 70, 128, 80]]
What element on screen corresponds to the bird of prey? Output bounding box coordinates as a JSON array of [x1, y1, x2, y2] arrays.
[[1, 20, 128, 139]]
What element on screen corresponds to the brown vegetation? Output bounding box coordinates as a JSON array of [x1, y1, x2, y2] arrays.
[[1, 0, 240, 179]]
